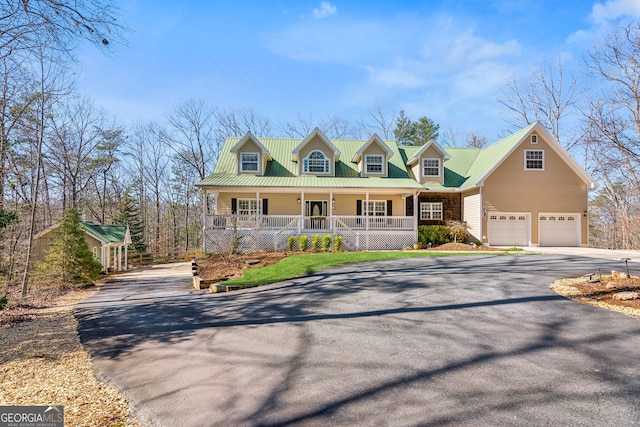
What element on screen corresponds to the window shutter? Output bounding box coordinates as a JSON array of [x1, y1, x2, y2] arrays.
[[356, 200, 362, 216], [231, 198, 237, 214], [262, 199, 268, 215], [405, 197, 414, 217], [387, 200, 393, 216]]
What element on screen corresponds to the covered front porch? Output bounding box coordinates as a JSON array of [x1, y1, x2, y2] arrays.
[[202, 189, 419, 251]]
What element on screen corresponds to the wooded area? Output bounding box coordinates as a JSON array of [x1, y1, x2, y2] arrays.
[[1, 4, 639, 296]]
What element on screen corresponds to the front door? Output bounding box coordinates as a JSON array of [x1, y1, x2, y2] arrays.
[[306, 200, 328, 229]]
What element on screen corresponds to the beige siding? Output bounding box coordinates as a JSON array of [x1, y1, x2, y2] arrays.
[[217, 192, 406, 216], [217, 192, 260, 214], [265, 194, 301, 215], [236, 140, 262, 175], [298, 136, 335, 176], [482, 135, 588, 245], [462, 189, 482, 242], [361, 143, 387, 177], [419, 145, 444, 185], [33, 228, 103, 266]]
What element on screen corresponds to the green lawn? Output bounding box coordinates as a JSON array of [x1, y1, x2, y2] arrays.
[[222, 250, 500, 287]]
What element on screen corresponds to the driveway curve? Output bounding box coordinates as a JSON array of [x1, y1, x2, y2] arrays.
[[75, 255, 640, 426]]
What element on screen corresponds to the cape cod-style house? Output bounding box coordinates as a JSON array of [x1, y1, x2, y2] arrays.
[[197, 122, 595, 252]]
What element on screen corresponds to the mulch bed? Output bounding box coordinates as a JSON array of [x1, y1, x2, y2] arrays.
[[551, 276, 640, 317], [0, 284, 142, 426]]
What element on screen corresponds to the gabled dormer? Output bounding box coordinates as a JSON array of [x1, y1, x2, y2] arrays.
[[292, 128, 341, 176], [405, 139, 450, 185], [352, 134, 394, 177], [230, 131, 272, 176]]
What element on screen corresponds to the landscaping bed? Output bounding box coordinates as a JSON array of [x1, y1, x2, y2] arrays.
[[551, 275, 640, 317], [0, 285, 141, 426]]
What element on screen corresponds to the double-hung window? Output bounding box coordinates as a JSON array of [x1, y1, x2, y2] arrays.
[[422, 158, 440, 177], [365, 154, 384, 174], [525, 150, 544, 170], [303, 150, 330, 174], [237, 199, 259, 215], [365, 200, 387, 216], [240, 152, 259, 172], [420, 202, 443, 220]]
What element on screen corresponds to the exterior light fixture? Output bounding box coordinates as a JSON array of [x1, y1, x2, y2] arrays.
[[297, 198, 301, 204], [332, 198, 335, 204], [583, 210, 588, 217]]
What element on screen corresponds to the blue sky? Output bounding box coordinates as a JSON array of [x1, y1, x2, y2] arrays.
[[76, 0, 640, 142]]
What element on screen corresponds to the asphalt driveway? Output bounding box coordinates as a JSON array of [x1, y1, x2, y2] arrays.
[[75, 254, 640, 426]]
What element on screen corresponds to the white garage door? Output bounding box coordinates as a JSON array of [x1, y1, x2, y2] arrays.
[[488, 214, 529, 246], [539, 214, 580, 246]]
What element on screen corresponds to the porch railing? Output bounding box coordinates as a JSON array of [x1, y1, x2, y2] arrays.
[[206, 214, 414, 231]]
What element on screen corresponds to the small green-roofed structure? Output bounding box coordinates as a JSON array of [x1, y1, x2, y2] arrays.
[[33, 221, 131, 273]]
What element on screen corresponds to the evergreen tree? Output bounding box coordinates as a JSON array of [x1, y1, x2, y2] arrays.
[[32, 209, 102, 287], [112, 188, 147, 253], [394, 110, 440, 146]]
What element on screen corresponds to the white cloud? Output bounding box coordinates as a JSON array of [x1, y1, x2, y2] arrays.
[[313, 2, 337, 19], [447, 33, 521, 63], [590, 0, 640, 24]]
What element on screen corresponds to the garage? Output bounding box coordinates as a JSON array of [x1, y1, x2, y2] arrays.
[[488, 213, 530, 246], [539, 214, 580, 246]]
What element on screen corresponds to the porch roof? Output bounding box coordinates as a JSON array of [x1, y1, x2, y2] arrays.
[[196, 174, 424, 189]]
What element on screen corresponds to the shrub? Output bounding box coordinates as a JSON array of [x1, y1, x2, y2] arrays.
[[298, 235, 309, 251], [287, 235, 296, 251], [0, 296, 7, 310], [418, 225, 452, 246], [321, 234, 332, 251], [334, 235, 344, 251], [311, 234, 321, 251]]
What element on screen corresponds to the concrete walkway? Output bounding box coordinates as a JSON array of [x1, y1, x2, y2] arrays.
[[521, 246, 640, 263]]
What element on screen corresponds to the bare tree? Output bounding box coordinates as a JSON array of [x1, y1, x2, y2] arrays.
[[0, 0, 126, 59], [20, 45, 70, 296], [498, 54, 580, 148], [166, 99, 216, 181], [46, 96, 121, 211], [359, 101, 397, 139], [583, 21, 640, 249]]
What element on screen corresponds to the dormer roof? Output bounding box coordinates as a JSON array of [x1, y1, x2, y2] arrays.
[[230, 131, 272, 161], [292, 127, 341, 162], [351, 134, 394, 163], [405, 139, 451, 167]]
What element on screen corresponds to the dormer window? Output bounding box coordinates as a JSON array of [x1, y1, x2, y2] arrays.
[[303, 150, 330, 174], [240, 152, 259, 172], [365, 154, 384, 174], [422, 158, 440, 177]]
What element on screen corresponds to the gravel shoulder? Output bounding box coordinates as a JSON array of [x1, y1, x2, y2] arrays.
[[0, 287, 142, 427]]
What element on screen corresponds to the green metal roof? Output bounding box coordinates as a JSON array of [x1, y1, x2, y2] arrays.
[[197, 122, 561, 192], [83, 222, 129, 244]]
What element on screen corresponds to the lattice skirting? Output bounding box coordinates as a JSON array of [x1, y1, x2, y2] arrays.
[[204, 229, 417, 253]]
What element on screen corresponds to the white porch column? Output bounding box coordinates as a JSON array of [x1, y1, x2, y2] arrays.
[[101, 246, 107, 273], [413, 192, 419, 236], [124, 245, 128, 270], [365, 192, 370, 231], [202, 189, 208, 253], [298, 192, 305, 233], [118, 245, 122, 271], [329, 191, 334, 231], [256, 191, 260, 228]]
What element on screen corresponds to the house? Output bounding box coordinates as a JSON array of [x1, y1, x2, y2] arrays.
[[196, 122, 596, 252], [33, 221, 132, 273]]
